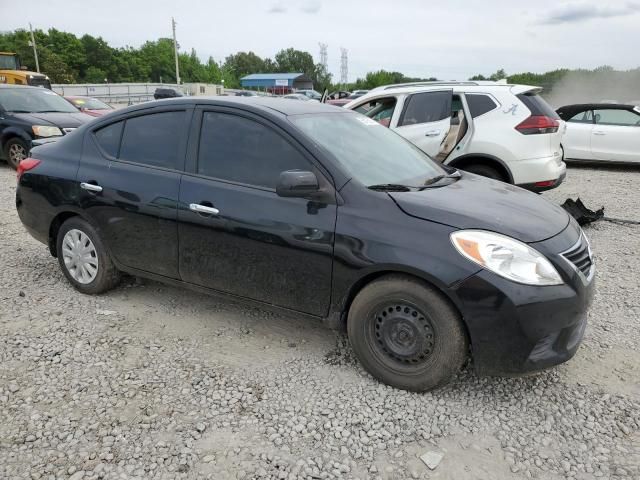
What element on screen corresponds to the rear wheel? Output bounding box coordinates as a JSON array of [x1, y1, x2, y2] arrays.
[[56, 217, 121, 294], [347, 275, 468, 391], [462, 164, 504, 181], [3, 137, 29, 170]]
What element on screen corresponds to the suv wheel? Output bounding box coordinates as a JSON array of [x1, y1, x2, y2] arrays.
[[347, 275, 468, 391], [462, 164, 504, 181], [56, 217, 121, 294], [4, 137, 29, 170]]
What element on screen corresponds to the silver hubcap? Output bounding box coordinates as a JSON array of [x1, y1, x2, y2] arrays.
[[9, 143, 27, 162], [62, 229, 99, 284]]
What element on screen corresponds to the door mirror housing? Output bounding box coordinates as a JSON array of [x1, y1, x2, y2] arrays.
[[276, 170, 319, 198]]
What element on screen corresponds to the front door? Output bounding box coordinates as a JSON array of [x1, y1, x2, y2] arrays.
[[178, 109, 337, 316], [591, 108, 640, 163], [393, 90, 453, 157], [77, 108, 190, 278], [563, 110, 594, 160]]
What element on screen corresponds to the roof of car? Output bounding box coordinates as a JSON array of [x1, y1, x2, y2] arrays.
[[0, 84, 43, 90], [360, 81, 539, 99], [120, 96, 346, 116], [556, 103, 638, 117]]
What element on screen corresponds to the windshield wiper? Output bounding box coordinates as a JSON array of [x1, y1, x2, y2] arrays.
[[34, 110, 68, 113], [368, 184, 413, 192], [7, 110, 33, 113]]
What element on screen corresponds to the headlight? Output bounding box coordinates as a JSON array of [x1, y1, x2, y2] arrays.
[[32, 125, 63, 138], [450, 230, 563, 286]]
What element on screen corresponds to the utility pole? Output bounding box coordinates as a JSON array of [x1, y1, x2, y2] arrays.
[[28, 23, 40, 73], [171, 17, 180, 85]]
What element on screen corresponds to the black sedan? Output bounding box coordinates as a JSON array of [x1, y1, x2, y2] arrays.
[[15, 97, 594, 391], [0, 84, 94, 169]]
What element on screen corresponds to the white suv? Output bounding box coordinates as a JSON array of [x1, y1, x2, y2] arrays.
[[344, 81, 566, 191]]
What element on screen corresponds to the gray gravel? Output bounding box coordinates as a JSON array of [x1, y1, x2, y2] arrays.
[[1, 164, 639, 480]]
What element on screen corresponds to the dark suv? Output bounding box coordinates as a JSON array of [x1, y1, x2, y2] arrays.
[[0, 85, 94, 168], [15, 97, 594, 391]]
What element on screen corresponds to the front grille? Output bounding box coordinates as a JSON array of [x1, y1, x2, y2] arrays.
[[562, 234, 593, 277]]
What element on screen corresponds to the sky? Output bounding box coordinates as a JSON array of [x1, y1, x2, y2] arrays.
[[1, 0, 639, 81]]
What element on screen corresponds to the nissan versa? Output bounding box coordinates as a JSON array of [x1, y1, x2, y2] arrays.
[[15, 98, 595, 391]]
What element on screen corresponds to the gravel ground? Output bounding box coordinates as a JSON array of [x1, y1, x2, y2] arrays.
[[0, 164, 638, 480]]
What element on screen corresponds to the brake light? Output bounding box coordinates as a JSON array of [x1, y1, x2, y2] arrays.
[[16, 158, 41, 180], [515, 115, 559, 135]]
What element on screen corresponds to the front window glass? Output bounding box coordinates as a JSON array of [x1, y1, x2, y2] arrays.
[[568, 111, 593, 123], [290, 113, 444, 187], [0, 88, 78, 113], [0, 55, 19, 70]]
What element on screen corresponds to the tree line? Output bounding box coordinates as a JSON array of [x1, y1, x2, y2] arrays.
[[1, 28, 638, 97]]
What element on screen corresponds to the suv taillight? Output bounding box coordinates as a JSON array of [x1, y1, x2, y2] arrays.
[[17, 158, 41, 180], [515, 115, 559, 135]]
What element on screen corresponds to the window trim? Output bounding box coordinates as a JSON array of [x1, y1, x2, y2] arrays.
[[189, 107, 331, 193], [397, 89, 453, 127], [464, 93, 500, 119]]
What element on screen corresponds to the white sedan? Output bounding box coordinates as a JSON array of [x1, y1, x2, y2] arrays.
[[558, 103, 640, 164]]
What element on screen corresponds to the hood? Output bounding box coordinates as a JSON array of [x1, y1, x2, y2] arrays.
[[389, 173, 570, 243], [13, 112, 95, 128]]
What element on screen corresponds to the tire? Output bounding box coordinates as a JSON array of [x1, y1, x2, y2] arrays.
[[347, 275, 468, 392], [462, 164, 504, 181], [56, 217, 121, 294], [3, 137, 30, 170]]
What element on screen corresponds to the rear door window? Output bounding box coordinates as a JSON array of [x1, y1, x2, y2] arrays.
[[465, 94, 498, 118], [517, 92, 560, 119], [119, 111, 186, 169], [197, 112, 310, 189], [94, 121, 123, 157], [593, 109, 640, 126], [399, 91, 452, 126]]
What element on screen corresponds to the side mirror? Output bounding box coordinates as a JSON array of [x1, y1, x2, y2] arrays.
[[276, 170, 319, 198]]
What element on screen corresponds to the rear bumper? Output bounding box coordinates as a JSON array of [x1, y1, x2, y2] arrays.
[[510, 154, 566, 190], [517, 170, 566, 193]]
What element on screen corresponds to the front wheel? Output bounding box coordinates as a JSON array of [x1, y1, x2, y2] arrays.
[[347, 275, 468, 391], [3, 137, 30, 170], [56, 217, 121, 294]]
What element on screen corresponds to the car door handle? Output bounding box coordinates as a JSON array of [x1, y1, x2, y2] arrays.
[[425, 130, 440, 137], [189, 203, 220, 215], [80, 182, 103, 193], [593, 131, 606, 135]]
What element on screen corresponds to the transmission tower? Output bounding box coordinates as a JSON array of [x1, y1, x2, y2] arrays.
[[318, 43, 328, 71], [340, 47, 348, 87]]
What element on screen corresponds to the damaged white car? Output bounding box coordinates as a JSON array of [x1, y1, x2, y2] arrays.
[[344, 81, 567, 192]]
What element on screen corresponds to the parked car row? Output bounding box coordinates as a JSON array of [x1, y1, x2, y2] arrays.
[[15, 95, 595, 392]]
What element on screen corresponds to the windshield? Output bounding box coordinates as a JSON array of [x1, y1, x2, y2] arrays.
[[290, 113, 444, 186], [0, 88, 79, 113], [301, 90, 321, 99], [68, 97, 112, 110], [0, 55, 19, 70]]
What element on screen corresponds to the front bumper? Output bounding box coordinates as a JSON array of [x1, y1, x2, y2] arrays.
[[451, 221, 594, 375]]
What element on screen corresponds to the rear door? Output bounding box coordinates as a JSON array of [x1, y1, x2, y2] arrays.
[[591, 108, 640, 162], [393, 90, 453, 157], [563, 110, 595, 160], [77, 106, 191, 278], [177, 107, 337, 316]]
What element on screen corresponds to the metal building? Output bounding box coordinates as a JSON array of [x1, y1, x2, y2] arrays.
[[240, 73, 313, 93]]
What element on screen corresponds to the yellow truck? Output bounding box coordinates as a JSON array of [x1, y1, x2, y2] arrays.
[[0, 52, 51, 89]]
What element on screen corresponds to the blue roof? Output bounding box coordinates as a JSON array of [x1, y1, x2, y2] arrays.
[[241, 73, 305, 81]]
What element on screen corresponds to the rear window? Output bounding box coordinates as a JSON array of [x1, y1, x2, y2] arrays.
[[466, 94, 498, 118], [94, 121, 123, 157], [517, 92, 560, 119]]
